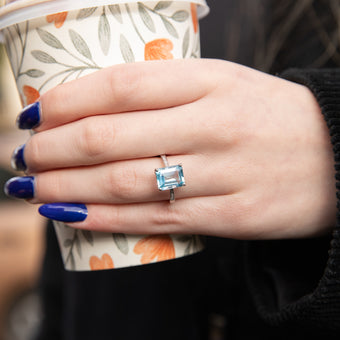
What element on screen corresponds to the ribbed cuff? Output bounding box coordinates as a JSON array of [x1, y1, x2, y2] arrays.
[[281, 69, 340, 330], [245, 69, 340, 333]]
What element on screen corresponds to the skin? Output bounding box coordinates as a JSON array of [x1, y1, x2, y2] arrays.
[[19, 59, 336, 239]]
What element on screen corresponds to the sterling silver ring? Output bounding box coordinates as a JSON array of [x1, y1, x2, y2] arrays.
[[155, 154, 186, 203]]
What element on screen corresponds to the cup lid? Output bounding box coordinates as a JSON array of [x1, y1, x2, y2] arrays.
[[0, 0, 209, 30]]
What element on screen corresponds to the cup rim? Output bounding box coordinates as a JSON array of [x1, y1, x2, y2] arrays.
[[0, 0, 210, 30]]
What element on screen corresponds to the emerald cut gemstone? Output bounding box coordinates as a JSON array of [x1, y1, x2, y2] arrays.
[[155, 165, 185, 191]]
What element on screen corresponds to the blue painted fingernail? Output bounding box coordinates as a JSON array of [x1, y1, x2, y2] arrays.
[[39, 203, 88, 222], [16, 102, 41, 129], [11, 144, 27, 171], [4, 176, 35, 199]]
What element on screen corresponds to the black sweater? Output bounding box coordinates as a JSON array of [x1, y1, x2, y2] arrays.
[[247, 69, 340, 334]]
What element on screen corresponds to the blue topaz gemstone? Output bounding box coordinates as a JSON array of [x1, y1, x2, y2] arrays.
[[155, 165, 185, 191]]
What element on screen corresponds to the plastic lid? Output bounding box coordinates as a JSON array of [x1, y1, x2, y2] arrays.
[[0, 0, 210, 30]]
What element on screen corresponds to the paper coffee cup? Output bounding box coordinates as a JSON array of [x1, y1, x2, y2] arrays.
[[0, 0, 209, 271]]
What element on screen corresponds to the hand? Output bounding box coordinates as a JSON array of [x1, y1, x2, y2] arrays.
[[5, 59, 337, 239]]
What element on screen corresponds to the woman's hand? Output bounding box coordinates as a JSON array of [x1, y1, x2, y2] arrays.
[[5, 59, 337, 239]]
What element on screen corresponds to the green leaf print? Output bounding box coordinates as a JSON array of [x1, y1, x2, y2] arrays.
[[25, 69, 45, 78], [108, 4, 123, 24], [99, 10, 111, 56], [154, 1, 172, 11], [120, 34, 135, 63], [138, 3, 156, 33], [64, 239, 73, 248], [161, 16, 179, 38], [31, 50, 57, 64], [182, 27, 190, 58], [113, 233, 129, 255], [81, 230, 94, 246], [69, 253, 76, 270], [76, 7, 98, 20], [36, 27, 64, 50], [75, 234, 82, 258], [171, 10, 189, 22], [69, 29, 93, 60]]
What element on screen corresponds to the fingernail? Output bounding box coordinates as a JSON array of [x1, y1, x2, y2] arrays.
[[11, 144, 27, 171], [16, 102, 41, 129], [39, 203, 88, 222], [4, 176, 35, 199]]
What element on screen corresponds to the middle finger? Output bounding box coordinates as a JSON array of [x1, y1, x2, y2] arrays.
[[22, 105, 205, 173]]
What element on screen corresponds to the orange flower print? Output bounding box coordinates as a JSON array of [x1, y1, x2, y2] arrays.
[[144, 39, 174, 61], [89, 253, 114, 271], [190, 3, 198, 33], [23, 85, 40, 105], [46, 12, 68, 28], [134, 235, 175, 264]]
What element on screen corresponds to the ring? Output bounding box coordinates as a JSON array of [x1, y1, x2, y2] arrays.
[[155, 155, 186, 203]]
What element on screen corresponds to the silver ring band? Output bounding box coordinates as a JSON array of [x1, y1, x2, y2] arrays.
[[169, 188, 175, 203], [160, 154, 170, 167], [161, 155, 175, 203]]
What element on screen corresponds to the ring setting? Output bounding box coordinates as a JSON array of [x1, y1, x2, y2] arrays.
[[155, 155, 186, 203]]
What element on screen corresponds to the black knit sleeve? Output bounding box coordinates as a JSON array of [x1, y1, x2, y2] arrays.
[[243, 69, 340, 336]]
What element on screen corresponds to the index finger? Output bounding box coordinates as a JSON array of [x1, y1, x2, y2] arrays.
[[17, 59, 220, 132]]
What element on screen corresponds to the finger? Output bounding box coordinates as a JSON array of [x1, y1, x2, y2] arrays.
[[23, 102, 211, 172], [31, 155, 235, 204], [39, 194, 317, 240], [32, 59, 219, 131], [49, 195, 251, 239]]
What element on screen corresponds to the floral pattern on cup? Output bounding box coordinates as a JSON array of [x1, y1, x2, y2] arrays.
[[4, 1, 201, 105], [3, 1, 204, 271], [46, 11, 68, 28], [90, 253, 115, 270], [145, 38, 173, 60], [22, 84, 40, 104], [133, 235, 176, 264]]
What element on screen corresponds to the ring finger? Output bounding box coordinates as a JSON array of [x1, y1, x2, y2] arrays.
[[6, 154, 234, 204]]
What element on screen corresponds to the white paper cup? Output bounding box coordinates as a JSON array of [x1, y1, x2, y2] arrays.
[[1, 0, 209, 271]]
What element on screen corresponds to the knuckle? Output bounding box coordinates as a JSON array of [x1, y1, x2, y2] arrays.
[[106, 206, 122, 229], [36, 171, 62, 202], [106, 165, 138, 201], [150, 203, 181, 228], [86, 206, 122, 232], [204, 119, 229, 145], [226, 194, 264, 239], [43, 84, 68, 114], [194, 102, 242, 148], [104, 65, 142, 110], [78, 118, 115, 158], [230, 196, 253, 224], [214, 113, 243, 145], [25, 134, 42, 170]]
